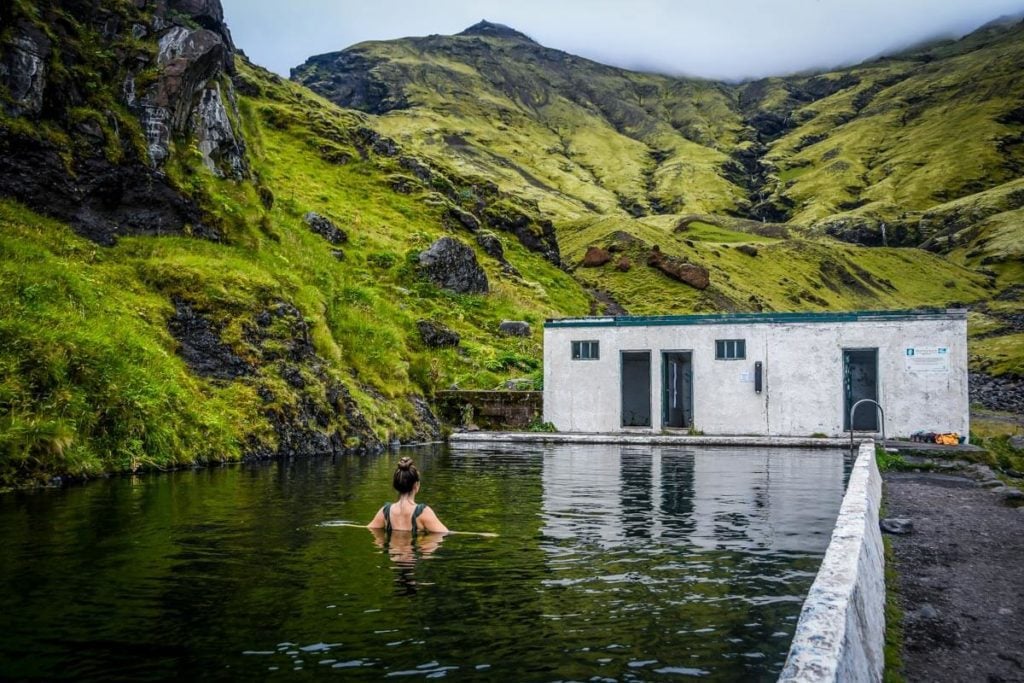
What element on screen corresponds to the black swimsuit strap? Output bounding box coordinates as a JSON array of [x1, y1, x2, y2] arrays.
[[411, 503, 426, 533], [383, 502, 426, 534]]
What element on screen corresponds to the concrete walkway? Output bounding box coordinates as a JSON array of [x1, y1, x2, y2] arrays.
[[449, 431, 855, 448]]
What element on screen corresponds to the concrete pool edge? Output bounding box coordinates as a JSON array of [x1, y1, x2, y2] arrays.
[[448, 431, 858, 448], [779, 440, 885, 683]]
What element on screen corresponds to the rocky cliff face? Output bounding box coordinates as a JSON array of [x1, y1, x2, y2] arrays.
[[0, 0, 247, 245]]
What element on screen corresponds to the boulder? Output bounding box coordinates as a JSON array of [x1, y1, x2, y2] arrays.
[[736, 244, 759, 257], [647, 246, 710, 290], [418, 237, 489, 294], [499, 320, 531, 337], [880, 517, 913, 535], [417, 320, 460, 348], [475, 232, 504, 260], [616, 256, 631, 272], [581, 246, 611, 267], [446, 206, 481, 231], [303, 212, 348, 245]]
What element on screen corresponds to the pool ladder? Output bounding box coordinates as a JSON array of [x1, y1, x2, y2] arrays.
[[848, 398, 885, 453]]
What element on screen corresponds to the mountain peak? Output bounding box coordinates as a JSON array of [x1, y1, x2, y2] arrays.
[[457, 20, 536, 44]]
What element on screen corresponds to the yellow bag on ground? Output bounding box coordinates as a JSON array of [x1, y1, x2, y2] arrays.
[[935, 433, 959, 445]]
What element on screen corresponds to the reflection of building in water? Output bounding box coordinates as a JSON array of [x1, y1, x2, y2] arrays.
[[689, 449, 844, 553], [541, 446, 844, 553]]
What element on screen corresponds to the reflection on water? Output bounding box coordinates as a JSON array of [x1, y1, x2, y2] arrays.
[[0, 444, 847, 681], [543, 446, 844, 552], [369, 528, 445, 596]]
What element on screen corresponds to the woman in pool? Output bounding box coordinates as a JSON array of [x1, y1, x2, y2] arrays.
[[367, 457, 449, 534]]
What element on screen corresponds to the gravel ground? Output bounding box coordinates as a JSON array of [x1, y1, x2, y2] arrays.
[[884, 471, 1024, 682]]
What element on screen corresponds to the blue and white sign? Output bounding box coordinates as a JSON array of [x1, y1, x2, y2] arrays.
[[904, 346, 949, 373]]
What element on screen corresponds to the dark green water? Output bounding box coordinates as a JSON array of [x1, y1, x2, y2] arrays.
[[0, 444, 848, 681]]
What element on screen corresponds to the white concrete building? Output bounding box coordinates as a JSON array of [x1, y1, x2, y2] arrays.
[[543, 309, 968, 438]]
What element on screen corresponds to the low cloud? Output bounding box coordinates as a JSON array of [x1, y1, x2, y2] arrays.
[[223, 0, 1024, 81]]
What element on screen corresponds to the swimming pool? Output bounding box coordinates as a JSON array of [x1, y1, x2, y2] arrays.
[[0, 444, 847, 680]]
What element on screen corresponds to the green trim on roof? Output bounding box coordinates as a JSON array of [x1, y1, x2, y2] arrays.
[[544, 309, 967, 329]]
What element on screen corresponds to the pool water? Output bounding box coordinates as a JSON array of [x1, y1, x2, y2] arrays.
[[0, 444, 848, 681]]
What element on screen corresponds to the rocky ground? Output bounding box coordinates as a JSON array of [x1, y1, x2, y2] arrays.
[[971, 372, 1024, 415], [884, 469, 1024, 682]]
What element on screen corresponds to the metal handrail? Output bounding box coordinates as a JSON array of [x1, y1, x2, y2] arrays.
[[849, 399, 885, 452]]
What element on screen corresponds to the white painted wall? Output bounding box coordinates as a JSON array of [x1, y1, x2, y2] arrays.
[[543, 312, 968, 438]]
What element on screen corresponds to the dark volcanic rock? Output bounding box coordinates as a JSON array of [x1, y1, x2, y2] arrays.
[[481, 204, 561, 265], [303, 211, 348, 245], [616, 256, 631, 272], [291, 51, 410, 115], [445, 205, 481, 231], [457, 20, 538, 43], [0, 0, 246, 243], [881, 517, 914, 535], [138, 22, 246, 176], [647, 246, 710, 290], [475, 232, 520, 276], [418, 237, 489, 293], [168, 298, 253, 379], [970, 372, 1024, 414], [0, 138, 215, 246], [498, 320, 531, 337], [581, 246, 612, 267], [0, 21, 50, 117], [247, 301, 386, 458], [417, 320, 460, 348], [475, 232, 504, 260], [735, 244, 759, 257], [407, 395, 442, 443], [168, 0, 235, 47]]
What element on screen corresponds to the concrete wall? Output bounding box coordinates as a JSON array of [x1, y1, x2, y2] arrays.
[[543, 311, 967, 437], [435, 390, 542, 430], [779, 441, 885, 683]]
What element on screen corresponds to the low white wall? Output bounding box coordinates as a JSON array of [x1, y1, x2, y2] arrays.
[[779, 441, 885, 683]]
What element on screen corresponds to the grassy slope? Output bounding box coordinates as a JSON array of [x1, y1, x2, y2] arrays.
[[307, 35, 748, 220], [296, 20, 1024, 379], [765, 21, 1024, 228], [559, 215, 990, 315], [3, 13, 1022, 484], [0, 59, 591, 484]]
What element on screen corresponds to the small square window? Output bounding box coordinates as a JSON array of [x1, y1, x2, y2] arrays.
[[572, 340, 599, 360], [715, 339, 745, 360]]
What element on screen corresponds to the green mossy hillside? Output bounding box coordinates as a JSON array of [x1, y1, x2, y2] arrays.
[[294, 31, 749, 220], [560, 214, 991, 315], [0, 57, 593, 485], [294, 17, 1024, 380], [295, 18, 1024, 241]]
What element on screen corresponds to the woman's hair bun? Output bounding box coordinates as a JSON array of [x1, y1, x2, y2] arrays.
[[397, 457, 414, 470]]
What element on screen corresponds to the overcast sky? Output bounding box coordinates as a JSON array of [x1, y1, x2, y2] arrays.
[[222, 1, 1024, 81]]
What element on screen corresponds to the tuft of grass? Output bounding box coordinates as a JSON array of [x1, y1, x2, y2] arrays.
[[882, 535, 906, 683]]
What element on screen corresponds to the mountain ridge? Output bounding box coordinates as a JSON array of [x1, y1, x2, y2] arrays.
[[294, 18, 1024, 242]]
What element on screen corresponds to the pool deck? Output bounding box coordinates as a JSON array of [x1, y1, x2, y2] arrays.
[[449, 431, 987, 454], [449, 431, 855, 448]]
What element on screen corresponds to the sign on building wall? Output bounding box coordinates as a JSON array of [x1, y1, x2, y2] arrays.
[[905, 347, 949, 374]]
